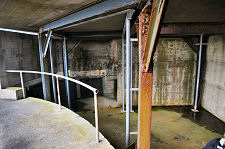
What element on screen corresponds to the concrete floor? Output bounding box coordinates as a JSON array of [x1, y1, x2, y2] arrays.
[[0, 97, 113, 149], [75, 102, 225, 149]]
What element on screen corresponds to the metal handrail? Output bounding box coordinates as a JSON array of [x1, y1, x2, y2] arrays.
[[5, 70, 99, 143]]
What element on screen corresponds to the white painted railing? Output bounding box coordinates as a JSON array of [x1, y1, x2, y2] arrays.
[[5, 70, 99, 143]]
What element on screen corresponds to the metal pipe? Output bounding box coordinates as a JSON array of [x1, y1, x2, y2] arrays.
[[6, 69, 99, 143], [194, 34, 203, 111], [122, 35, 125, 112], [63, 37, 71, 109], [56, 76, 62, 109], [94, 93, 99, 142], [38, 34, 47, 100], [137, 21, 142, 149], [130, 38, 138, 42], [20, 72, 25, 98], [6, 70, 98, 93], [0, 28, 38, 36], [125, 15, 131, 148], [43, 30, 52, 57], [130, 132, 138, 135], [130, 41, 133, 112], [49, 39, 57, 103]]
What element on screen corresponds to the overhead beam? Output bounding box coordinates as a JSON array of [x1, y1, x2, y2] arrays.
[[65, 31, 122, 39], [160, 23, 225, 35], [42, 0, 141, 32]]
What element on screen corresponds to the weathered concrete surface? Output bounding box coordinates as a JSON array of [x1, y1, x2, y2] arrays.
[[200, 35, 225, 122], [0, 97, 114, 149], [0, 87, 24, 100], [0, 0, 102, 31], [76, 96, 118, 110], [153, 38, 197, 105], [0, 31, 40, 89], [54, 40, 120, 100], [77, 107, 223, 149]]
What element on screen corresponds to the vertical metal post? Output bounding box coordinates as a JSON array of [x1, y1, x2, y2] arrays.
[[94, 93, 99, 143], [122, 35, 125, 112], [38, 34, 47, 100], [137, 22, 142, 149], [130, 41, 134, 112], [49, 39, 57, 103], [20, 72, 25, 99], [56, 76, 62, 109], [63, 37, 71, 109], [193, 34, 203, 111], [125, 15, 131, 148]]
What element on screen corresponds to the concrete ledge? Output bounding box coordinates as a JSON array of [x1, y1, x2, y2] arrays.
[[0, 87, 25, 100], [0, 97, 114, 149]]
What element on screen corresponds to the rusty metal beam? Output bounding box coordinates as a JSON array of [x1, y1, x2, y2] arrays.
[[137, 0, 166, 148], [142, 0, 166, 73], [160, 23, 225, 35]]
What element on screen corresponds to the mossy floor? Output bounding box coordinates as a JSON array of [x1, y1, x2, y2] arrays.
[[76, 105, 224, 149]]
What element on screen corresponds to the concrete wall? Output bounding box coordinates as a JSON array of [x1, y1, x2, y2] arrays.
[[200, 35, 225, 122], [0, 31, 40, 89], [54, 39, 121, 100], [153, 38, 197, 105], [116, 41, 139, 106]]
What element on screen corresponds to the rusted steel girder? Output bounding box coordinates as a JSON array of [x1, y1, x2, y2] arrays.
[[137, 0, 166, 148]]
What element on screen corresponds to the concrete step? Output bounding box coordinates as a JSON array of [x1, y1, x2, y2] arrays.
[[0, 87, 25, 100]]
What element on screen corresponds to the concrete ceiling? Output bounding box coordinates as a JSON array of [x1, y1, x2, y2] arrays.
[[0, 0, 224, 35], [62, 13, 126, 33], [0, 0, 102, 31]]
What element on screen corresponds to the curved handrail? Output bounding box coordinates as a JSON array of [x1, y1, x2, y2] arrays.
[[6, 70, 98, 93], [5, 70, 99, 143]]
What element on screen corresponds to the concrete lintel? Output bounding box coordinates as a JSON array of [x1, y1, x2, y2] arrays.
[[160, 23, 225, 35]]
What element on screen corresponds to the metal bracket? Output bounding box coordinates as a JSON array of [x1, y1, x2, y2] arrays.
[[43, 30, 52, 57]]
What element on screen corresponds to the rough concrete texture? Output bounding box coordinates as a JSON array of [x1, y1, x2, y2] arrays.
[[0, 0, 101, 31], [76, 96, 118, 110], [116, 41, 139, 106], [200, 34, 225, 122], [153, 38, 197, 105], [54, 40, 120, 100], [0, 87, 24, 100], [0, 97, 113, 149], [77, 107, 223, 149], [0, 31, 40, 89]]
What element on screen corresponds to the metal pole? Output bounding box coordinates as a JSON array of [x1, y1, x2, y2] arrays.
[[130, 41, 134, 112], [122, 35, 125, 112], [137, 20, 142, 149], [125, 15, 131, 148], [20, 72, 25, 98], [56, 76, 62, 109], [38, 34, 47, 100], [49, 39, 57, 103], [63, 37, 71, 109], [43, 30, 52, 57], [194, 34, 203, 111], [94, 93, 99, 143]]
